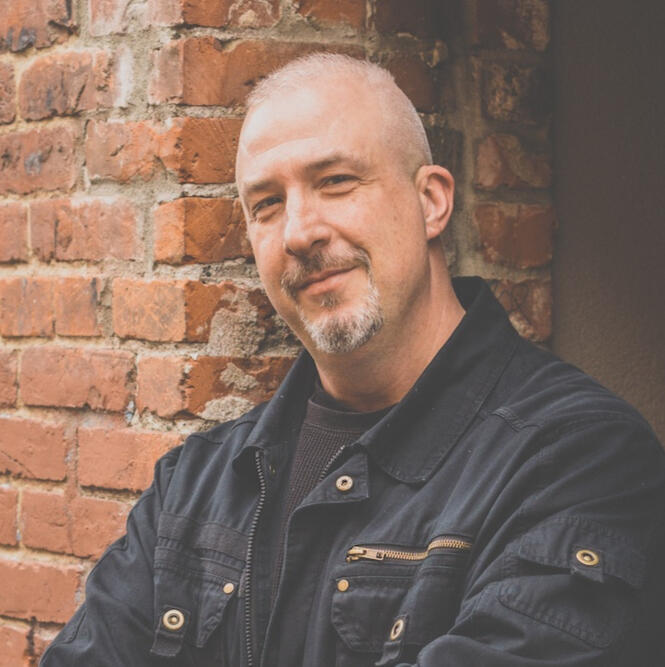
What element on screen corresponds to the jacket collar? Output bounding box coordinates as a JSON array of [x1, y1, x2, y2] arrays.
[[234, 277, 519, 483]]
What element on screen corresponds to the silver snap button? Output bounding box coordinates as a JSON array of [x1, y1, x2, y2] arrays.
[[162, 609, 185, 631]]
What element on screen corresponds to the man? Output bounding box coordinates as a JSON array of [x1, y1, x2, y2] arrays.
[[42, 54, 665, 666]]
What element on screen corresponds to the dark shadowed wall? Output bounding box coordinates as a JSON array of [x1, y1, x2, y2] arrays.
[[552, 0, 665, 441]]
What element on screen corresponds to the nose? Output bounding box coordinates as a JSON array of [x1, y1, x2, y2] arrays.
[[283, 191, 331, 257]]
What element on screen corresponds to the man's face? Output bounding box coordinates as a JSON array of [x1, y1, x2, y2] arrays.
[[236, 79, 432, 356]]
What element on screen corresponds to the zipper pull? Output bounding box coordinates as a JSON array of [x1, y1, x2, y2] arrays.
[[346, 546, 386, 562]]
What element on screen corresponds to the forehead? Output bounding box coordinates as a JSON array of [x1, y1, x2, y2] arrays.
[[236, 80, 387, 186]]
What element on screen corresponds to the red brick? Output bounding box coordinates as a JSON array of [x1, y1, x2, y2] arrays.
[[473, 0, 550, 51], [154, 197, 252, 264], [185, 356, 294, 418], [474, 202, 554, 268], [0, 486, 18, 546], [481, 62, 550, 124], [19, 50, 119, 121], [20, 347, 134, 412], [385, 54, 438, 113], [0, 418, 67, 481], [0, 623, 28, 665], [78, 427, 181, 492], [21, 490, 129, 558], [492, 279, 552, 342], [0, 203, 28, 263], [89, 0, 144, 36], [375, 0, 445, 38], [164, 117, 244, 184], [0, 61, 16, 124], [112, 279, 186, 342], [85, 120, 163, 182], [0, 125, 78, 195], [137, 356, 187, 419], [32, 627, 58, 664], [148, 0, 280, 28], [474, 134, 551, 190], [150, 40, 360, 107], [0, 0, 75, 53], [0, 558, 79, 623], [30, 198, 140, 261], [296, 0, 365, 28], [0, 351, 18, 407], [0, 277, 54, 337], [54, 277, 102, 336]]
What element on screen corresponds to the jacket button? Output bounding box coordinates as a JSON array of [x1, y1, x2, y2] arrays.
[[337, 578, 350, 592], [575, 549, 600, 566], [223, 582, 235, 595], [335, 475, 354, 492], [389, 618, 405, 640], [162, 609, 185, 631]]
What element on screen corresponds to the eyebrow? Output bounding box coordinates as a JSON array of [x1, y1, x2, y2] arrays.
[[240, 152, 370, 199]]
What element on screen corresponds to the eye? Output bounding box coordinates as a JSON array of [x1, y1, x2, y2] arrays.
[[322, 174, 357, 188], [251, 196, 282, 219]]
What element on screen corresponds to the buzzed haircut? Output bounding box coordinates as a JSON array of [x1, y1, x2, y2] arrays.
[[245, 52, 433, 176]]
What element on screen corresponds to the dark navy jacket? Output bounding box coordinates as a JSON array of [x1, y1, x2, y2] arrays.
[[42, 277, 665, 666]]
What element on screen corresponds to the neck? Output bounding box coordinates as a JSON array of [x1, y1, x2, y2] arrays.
[[311, 264, 464, 412]]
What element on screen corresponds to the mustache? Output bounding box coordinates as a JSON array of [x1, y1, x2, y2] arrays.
[[280, 248, 371, 299]]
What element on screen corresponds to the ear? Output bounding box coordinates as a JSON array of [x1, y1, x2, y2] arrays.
[[415, 165, 455, 240]]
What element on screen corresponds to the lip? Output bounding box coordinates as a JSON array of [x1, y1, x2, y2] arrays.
[[299, 267, 354, 295]]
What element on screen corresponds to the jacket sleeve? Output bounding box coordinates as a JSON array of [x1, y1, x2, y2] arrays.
[[398, 418, 665, 666], [40, 447, 182, 667]]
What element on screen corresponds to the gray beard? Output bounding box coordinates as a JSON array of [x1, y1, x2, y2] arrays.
[[299, 279, 384, 354], [280, 248, 384, 354]]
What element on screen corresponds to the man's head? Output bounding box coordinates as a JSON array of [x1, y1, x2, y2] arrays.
[[236, 53, 455, 359]]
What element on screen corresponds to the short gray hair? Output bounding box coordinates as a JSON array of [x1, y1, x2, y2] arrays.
[[246, 53, 433, 173]]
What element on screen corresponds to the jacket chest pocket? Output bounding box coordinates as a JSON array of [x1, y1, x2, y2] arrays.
[[331, 536, 472, 666], [150, 513, 247, 661]]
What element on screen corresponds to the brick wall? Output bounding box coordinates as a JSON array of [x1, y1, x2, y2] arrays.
[[0, 1, 552, 662]]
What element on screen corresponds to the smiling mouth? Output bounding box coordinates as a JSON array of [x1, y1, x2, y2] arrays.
[[299, 267, 353, 291]]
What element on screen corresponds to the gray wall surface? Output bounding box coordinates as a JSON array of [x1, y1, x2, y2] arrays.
[[552, 1, 665, 442]]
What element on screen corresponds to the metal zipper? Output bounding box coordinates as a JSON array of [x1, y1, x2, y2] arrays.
[[244, 450, 267, 667], [346, 536, 472, 562]]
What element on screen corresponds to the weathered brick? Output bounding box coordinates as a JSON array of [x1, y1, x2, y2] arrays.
[[473, 0, 550, 51], [30, 198, 140, 262], [186, 356, 295, 419], [427, 127, 463, 177], [89, 0, 145, 36], [375, 0, 445, 38], [85, 120, 163, 182], [474, 133, 551, 189], [0, 558, 79, 623], [32, 628, 58, 664], [0, 203, 28, 263], [147, 0, 280, 28], [20, 347, 134, 412], [0, 623, 28, 665], [0, 61, 16, 124], [112, 279, 186, 342], [154, 197, 252, 264], [137, 354, 294, 419], [385, 54, 438, 113], [137, 356, 187, 419], [0, 486, 18, 546], [113, 279, 269, 343], [481, 62, 550, 124], [21, 490, 129, 558], [492, 279, 551, 341], [0, 277, 54, 337], [0, 351, 18, 407], [297, 0, 366, 28], [0, 126, 78, 195], [0, 0, 75, 53], [78, 428, 181, 492], [19, 50, 119, 121], [0, 418, 67, 481], [54, 277, 102, 336], [474, 202, 554, 268]]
